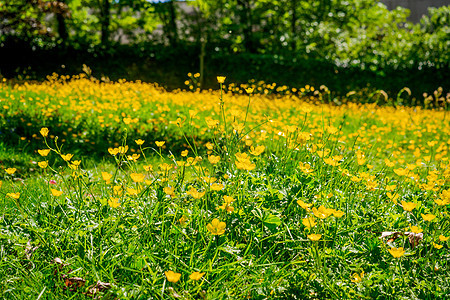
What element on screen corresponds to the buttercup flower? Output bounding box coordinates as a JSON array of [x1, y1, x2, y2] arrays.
[[207, 218, 226, 235], [165, 270, 181, 283]]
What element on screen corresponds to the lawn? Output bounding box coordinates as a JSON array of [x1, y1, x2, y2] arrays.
[[0, 74, 449, 299]]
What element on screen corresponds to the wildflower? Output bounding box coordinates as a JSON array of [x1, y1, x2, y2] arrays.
[[331, 209, 345, 218], [245, 87, 254, 94], [5, 168, 16, 175], [113, 185, 123, 196], [189, 272, 205, 281], [401, 201, 417, 212], [108, 148, 119, 156], [108, 197, 120, 208], [143, 165, 153, 172], [181, 150, 188, 157], [165, 270, 181, 283], [249, 145, 265, 156], [40, 127, 49, 137], [164, 186, 175, 196], [51, 189, 63, 197], [130, 173, 145, 183], [439, 235, 449, 242], [388, 247, 405, 258], [208, 155, 220, 164], [155, 141, 165, 147], [118, 146, 128, 154], [127, 187, 139, 196], [409, 225, 423, 234], [207, 218, 226, 235], [434, 198, 450, 206], [351, 271, 364, 283], [302, 217, 316, 229], [38, 149, 51, 156], [205, 142, 214, 150], [7, 192, 20, 199], [421, 213, 436, 222], [38, 161, 48, 168], [432, 242, 443, 249], [312, 205, 333, 219], [135, 139, 145, 145], [217, 76, 226, 84], [179, 215, 188, 225], [297, 200, 312, 210], [307, 234, 322, 241], [187, 187, 205, 199], [60, 153, 73, 161], [394, 168, 408, 176], [101, 172, 113, 184], [210, 183, 224, 191]]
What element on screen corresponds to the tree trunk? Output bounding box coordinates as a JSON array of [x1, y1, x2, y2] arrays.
[[167, 0, 178, 47], [100, 0, 110, 46], [291, 0, 297, 51]]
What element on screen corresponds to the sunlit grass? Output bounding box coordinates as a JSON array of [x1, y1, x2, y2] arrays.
[[0, 75, 449, 299]]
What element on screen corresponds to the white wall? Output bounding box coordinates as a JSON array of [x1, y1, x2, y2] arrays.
[[380, 0, 449, 22]]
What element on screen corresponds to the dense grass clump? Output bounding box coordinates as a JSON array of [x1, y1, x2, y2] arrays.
[[0, 75, 449, 299]]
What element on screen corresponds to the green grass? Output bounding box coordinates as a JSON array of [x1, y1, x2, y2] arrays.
[[0, 77, 449, 299]]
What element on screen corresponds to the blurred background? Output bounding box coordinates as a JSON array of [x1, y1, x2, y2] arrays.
[[0, 0, 448, 95]]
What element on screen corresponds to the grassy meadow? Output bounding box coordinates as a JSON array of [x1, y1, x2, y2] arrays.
[[0, 74, 449, 299]]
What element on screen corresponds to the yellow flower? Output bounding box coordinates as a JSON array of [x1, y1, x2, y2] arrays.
[[208, 155, 220, 164], [439, 235, 449, 242], [127, 187, 140, 196], [135, 139, 145, 145], [38, 149, 51, 156], [394, 168, 408, 176], [223, 195, 234, 204], [351, 271, 364, 283], [331, 209, 345, 218], [179, 215, 188, 225], [5, 168, 16, 175], [51, 189, 63, 197], [165, 270, 181, 283], [217, 76, 226, 84], [409, 225, 423, 234], [432, 242, 443, 249], [297, 200, 312, 210], [108, 197, 120, 208], [101, 172, 113, 183], [164, 186, 175, 196], [38, 161, 48, 168], [207, 218, 226, 235], [130, 173, 145, 183], [249, 145, 265, 156], [307, 234, 322, 241], [155, 141, 165, 147], [312, 205, 333, 219], [118, 146, 128, 154], [302, 217, 316, 229], [401, 201, 417, 212], [187, 187, 205, 199], [388, 247, 405, 258], [421, 213, 436, 222], [181, 150, 188, 157], [189, 272, 205, 281], [40, 127, 49, 137], [210, 183, 224, 191], [143, 165, 153, 172], [434, 198, 450, 206], [108, 148, 119, 156], [60, 153, 73, 162], [7, 192, 20, 199]]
